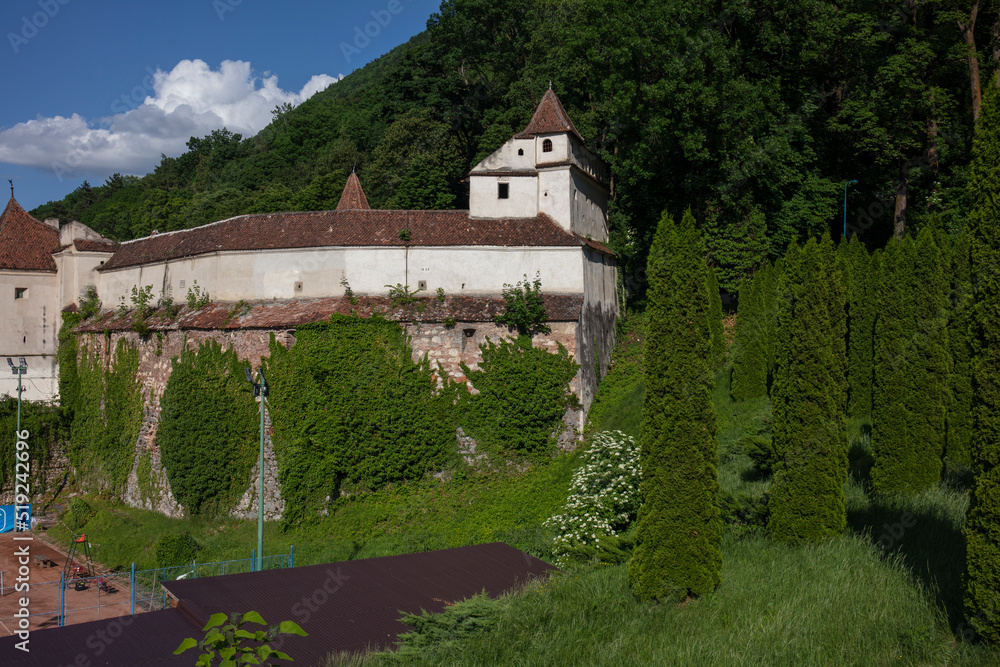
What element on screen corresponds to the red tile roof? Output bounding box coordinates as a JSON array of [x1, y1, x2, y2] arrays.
[[74, 239, 117, 253], [336, 171, 370, 210], [0, 197, 58, 272], [99, 210, 582, 271], [76, 294, 584, 332], [515, 89, 585, 143]]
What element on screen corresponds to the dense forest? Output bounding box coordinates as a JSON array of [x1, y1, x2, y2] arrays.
[[30, 0, 1000, 297]]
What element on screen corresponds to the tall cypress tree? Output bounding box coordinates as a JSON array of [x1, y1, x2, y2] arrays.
[[871, 237, 921, 494], [768, 237, 848, 543], [707, 266, 726, 366], [628, 210, 722, 601], [947, 229, 974, 467], [910, 226, 949, 478], [964, 83, 1000, 643], [731, 262, 769, 401], [846, 237, 875, 418]]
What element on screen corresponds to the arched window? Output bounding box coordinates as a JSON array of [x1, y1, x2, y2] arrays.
[[517, 148, 524, 156], [542, 139, 553, 153]]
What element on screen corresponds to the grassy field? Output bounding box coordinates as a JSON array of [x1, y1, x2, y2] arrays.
[[46, 311, 1000, 664]]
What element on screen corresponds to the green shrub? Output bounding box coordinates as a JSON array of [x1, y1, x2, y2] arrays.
[[495, 272, 550, 336], [66, 497, 96, 531], [158, 340, 258, 516], [545, 431, 641, 567], [265, 315, 456, 527], [156, 533, 201, 567], [460, 335, 579, 458], [947, 229, 974, 467], [768, 237, 848, 544], [628, 210, 722, 601], [395, 594, 501, 658]]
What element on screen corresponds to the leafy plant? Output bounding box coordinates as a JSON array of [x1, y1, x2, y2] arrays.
[[78, 285, 102, 319], [186, 280, 211, 310], [117, 295, 129, 318], [174, 611, 307, 666], [399, 228, 412, 242], [496, 272, 550, 336], [340, 275, 357, 305], [130, 284, 155, 319], [436, 287, 446, 302], [385, 283, 424, 306]]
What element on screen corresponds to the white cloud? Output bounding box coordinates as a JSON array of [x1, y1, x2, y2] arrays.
[[0, 60, 341, 180]]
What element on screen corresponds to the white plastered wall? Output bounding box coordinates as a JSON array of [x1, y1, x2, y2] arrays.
[[0, 271, 59, 401]]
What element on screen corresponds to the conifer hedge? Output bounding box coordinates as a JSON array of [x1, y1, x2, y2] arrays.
[[767, 237, 848, 543], [265, 315, 456, 527], [871, 238, 921, 494], [158, 340, 258, 516], [910, 227, 949, 476], [964, 83, 1000, 644], [628, 210, 721, 601]]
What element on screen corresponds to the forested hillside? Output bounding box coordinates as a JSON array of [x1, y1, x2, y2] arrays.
[[31, 0, 999, 295]]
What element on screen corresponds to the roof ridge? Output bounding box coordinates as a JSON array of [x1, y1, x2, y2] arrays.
[[515, 89, 585, 143]]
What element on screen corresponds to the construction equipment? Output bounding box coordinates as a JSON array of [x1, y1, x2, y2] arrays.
[[62, 533, 95, 590]]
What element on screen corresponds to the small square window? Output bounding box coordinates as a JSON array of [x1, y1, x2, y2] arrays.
[[418, 280, 427, 290], [498, 183, 509, 199], [14, 288, 27, 299]]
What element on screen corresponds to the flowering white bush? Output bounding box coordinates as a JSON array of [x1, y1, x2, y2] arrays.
[[544, 430, 641, 567]]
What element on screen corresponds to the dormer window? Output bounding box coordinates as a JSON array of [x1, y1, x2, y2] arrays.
[[498, 183, 509, 199], [542, 139, 553, 153]]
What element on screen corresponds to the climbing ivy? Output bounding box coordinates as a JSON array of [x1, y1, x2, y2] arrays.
[[0, 397, 62, 496], [460, 335, 579, 458], [265, 315, 456, 527], [69, 338, 143, 497], [158, 340, 258, 516]]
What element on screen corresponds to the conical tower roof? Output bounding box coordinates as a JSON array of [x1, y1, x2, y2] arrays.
[[514, 89, 585, 143], [0, 197, 58, 271], [336, 172, 370, 210]]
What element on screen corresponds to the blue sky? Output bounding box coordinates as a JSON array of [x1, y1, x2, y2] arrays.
[[0, 0, 441, 210]]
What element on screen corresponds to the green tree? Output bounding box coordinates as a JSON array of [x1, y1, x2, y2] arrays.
[[964, 82, 1000, 644], [768, 237, 848, 543], [628, 210, 721, 601]]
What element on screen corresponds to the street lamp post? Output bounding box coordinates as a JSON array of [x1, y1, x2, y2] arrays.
[[844, 179, 859, 239], [244, 366, 269, 572], [7, 358, 27, 436]]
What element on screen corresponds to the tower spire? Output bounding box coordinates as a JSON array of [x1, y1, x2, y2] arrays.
[[8, 179, 12, 199]]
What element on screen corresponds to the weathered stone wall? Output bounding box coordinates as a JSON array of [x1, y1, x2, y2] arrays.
[[75, 317, 584, 520]]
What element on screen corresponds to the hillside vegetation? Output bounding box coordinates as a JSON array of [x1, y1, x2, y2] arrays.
[[31, 0, 998, 293]]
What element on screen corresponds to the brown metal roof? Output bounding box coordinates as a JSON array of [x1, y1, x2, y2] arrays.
[[0, 197, 59, 272], [336, 172, 370, 210], [75, 294, 584, 333], [514, 89, 585, 143], [98, 210, 580, 272], [164, 543, 557, 662], [0, 543, 555, 666], [0, 605, 201, 666]]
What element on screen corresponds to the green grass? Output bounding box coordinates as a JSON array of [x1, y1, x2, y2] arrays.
[[46, 455, 576, 571]]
